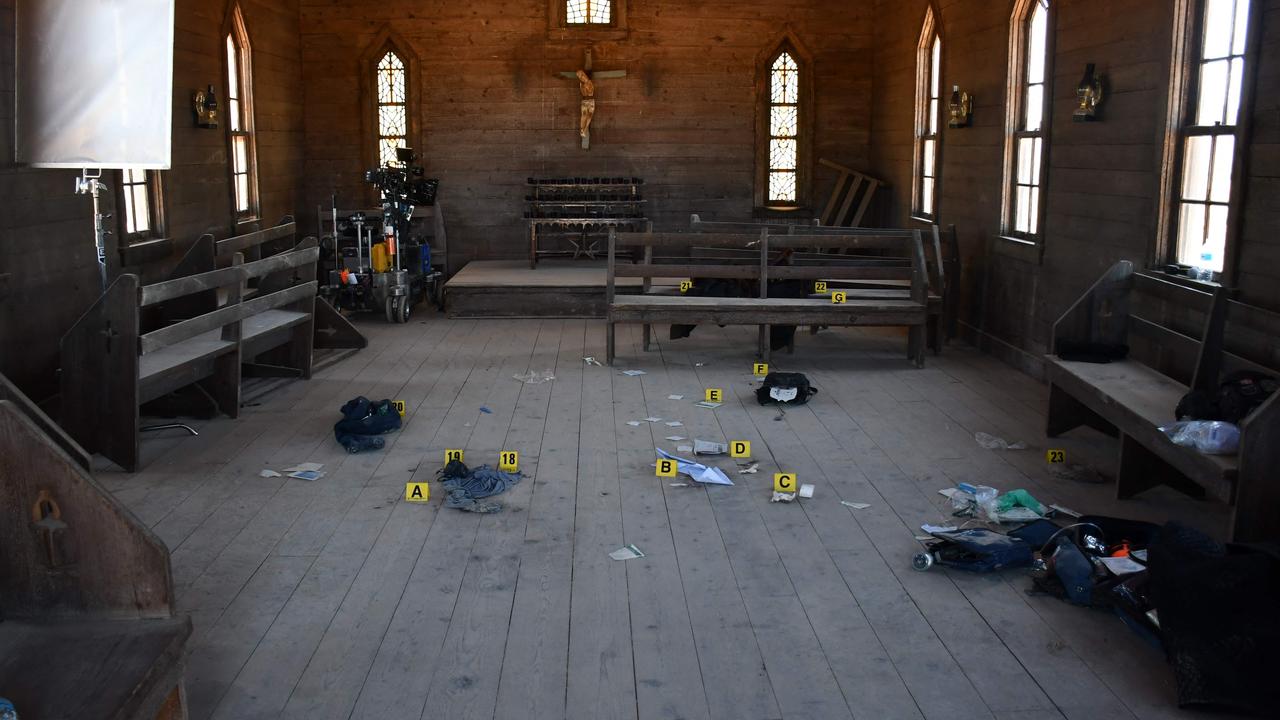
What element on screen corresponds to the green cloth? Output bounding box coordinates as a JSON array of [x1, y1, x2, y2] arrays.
[[996, 489, 1046, 516]]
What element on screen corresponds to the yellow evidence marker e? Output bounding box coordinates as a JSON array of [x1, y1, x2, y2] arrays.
[[832, 291, 848, 304], [656, 459, 678, 477], [774, 472, 798, 493], [406, 483, 430, 502], [731, 441, 751, 458], [499, 451, 520, 472], [1046, 449, 1067, 464], [705, 388, 724, 403], [445, 449, 465, 464]]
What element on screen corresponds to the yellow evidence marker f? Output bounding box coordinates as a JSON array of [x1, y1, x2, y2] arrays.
[[656, 459, 677, 477], [445, 449, 464, 464], [499, 451, 519, 472], [406, 483, 430, 502], [705, 388, 724, 403], [774, 473, 798, 493], [731, 441, 751, 458], [753, 363, 769, 377]]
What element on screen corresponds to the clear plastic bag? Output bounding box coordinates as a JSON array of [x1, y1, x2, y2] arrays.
[[1159, 420, 1241, 455]]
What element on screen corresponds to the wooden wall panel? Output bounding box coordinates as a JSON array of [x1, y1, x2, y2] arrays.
[[870, 0, 1279, 375], [298, 0, 875, 269], [0, 0, 306, 399]]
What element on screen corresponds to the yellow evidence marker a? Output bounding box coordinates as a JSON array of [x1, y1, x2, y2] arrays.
[[499, 451, 520, 472], [406, 483, 430, 502], [445, 449, 465, 464], [814, 281, 828, 294], [1046, 449, 1067, 464], [705, 388, 724, 403], [774, 473, 798, 493], [753, 363, 769, 377], [656, 459, 678, 477], [832, 291, 848, 304], [731, 441, 752, 458], [680, 280, 694, 294], [393, 400, 407, 417]]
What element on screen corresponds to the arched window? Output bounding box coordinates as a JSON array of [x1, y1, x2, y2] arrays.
[[767, 50, 801, 205], [914, 9, 942, 219], [566, 0, 611, 25], [225, 4, 258, 223], [376, 51, 408, 167], [1002, 0, 1051, 240], [1162, 0, 1256, 277]]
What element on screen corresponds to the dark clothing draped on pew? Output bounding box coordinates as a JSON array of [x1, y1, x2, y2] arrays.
[[670, 278, 812, 351]]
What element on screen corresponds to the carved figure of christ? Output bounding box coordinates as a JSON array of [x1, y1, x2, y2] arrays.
[[557, 49, 626, 149]]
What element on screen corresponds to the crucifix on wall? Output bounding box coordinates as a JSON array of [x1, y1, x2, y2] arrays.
[[557, 49, 626, 150]]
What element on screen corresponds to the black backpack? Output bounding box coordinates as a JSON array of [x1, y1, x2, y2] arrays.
[[755, 372, 818, 406], [1176, 371, 1278, 424]]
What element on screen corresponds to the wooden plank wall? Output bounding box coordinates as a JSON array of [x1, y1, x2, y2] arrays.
[[297, 0, 875, 269], [0, 0, 306, 399], [869, 0, 1280, 376]]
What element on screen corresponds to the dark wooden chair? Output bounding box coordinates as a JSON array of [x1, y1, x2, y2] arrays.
[[1046, 262, 1280, 541], [1, 375, 190, 719]]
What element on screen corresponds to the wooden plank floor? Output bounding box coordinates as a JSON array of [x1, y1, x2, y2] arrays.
[[100, 316, 1231, 720]]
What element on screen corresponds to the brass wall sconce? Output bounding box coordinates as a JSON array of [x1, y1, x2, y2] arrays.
[[1074, 64, 1105, 122], [948, 85, 973, 128], [193, 84, 219, 129]]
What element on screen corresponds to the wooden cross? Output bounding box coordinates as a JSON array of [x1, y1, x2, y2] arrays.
[[557, 49, 626, 150]]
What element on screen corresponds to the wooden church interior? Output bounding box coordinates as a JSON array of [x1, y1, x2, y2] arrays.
[[3, 0, 1280, 718]]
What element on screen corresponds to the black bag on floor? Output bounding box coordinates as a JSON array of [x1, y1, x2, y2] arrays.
[[755, 372, 818, 406]]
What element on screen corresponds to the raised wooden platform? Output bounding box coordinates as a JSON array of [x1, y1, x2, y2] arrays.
[[446, 260, 654, 318]]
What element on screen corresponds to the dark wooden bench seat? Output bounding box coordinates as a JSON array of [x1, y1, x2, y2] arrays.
[[611, 295, 927, 326], [1046, 262, 1280, 541]]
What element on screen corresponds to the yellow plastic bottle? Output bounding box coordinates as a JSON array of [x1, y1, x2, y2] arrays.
[[371, 242, 390, 273]]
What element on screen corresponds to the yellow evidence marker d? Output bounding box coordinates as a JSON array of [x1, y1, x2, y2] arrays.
[[753, 363, 769, 377], [656, 459, 678, 477], [705, 388, 724, 403], [406, 483, 430, 502], [393, 400, 407, 417], [774, 473, 798, 493], [731, 441, 752, 458], [445, 449, 465, 464], [832, 291, 848, 304], [814, 281, 828, 294], [1046, 449, 1067, 464], [680, 280, 694, 294], [499, 451, 520, 472]]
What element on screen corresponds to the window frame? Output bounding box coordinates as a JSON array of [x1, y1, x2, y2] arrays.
[[115, 169, 167, 246], [223, 3, 260, 227], [913, 8, 943, 222], [1000, 0, 1055, 245], [1157, 0, 1261, 283], [548, 0, 628, 40], [362, 29, 422, 203], [754, 34, 814, 213], [374, 50, 409, 169]]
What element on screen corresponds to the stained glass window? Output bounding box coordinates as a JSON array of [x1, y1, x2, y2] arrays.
[[915, 11, 941, 219], [1174, 0, 1252, 273], [566, 0, 611, 25], [376, 51, 408, 167], [1006, 0, 1050, 238], [226, 5, 258, 221], [768, 51, 800, 204]]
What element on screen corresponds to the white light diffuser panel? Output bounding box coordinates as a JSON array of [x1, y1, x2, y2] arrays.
[[16, 0, 175, 169]]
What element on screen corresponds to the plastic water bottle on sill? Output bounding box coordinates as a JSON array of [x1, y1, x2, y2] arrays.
[[1193, 252, 1215, 282]]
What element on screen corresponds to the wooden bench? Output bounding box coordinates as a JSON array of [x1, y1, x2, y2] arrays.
[[1047, 261, 1280, 541], [1, 376, 190, 719], [606, 230, 930, 366], [60, 241, 320, 472], [690, 215, 958, 352]]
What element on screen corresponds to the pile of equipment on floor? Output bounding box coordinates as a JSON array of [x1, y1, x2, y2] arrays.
[[913, 488, 1280, 717]]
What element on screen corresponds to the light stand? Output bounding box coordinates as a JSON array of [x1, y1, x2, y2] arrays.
[[74, 169, 112, 292]]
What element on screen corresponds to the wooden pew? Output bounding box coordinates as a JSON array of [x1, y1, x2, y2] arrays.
[[1046, 262, 1280, 541], [1, 376, 191, 719], [60, 242, 320, 471], [607, 230, 930, 366]]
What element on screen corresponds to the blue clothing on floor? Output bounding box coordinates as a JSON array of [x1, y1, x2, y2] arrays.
[[437, 460, 523, 512]]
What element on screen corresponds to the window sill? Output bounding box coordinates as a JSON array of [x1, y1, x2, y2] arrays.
[[121, 236, 175, 267], [1144, 268, 1236, 295], [910, 215, 937, 225], [992, 234, 1042, 264]]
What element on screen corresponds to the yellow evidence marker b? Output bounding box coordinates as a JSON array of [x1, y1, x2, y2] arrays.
[[656, 459, 677, 477], [832, 291, 848, 304]]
